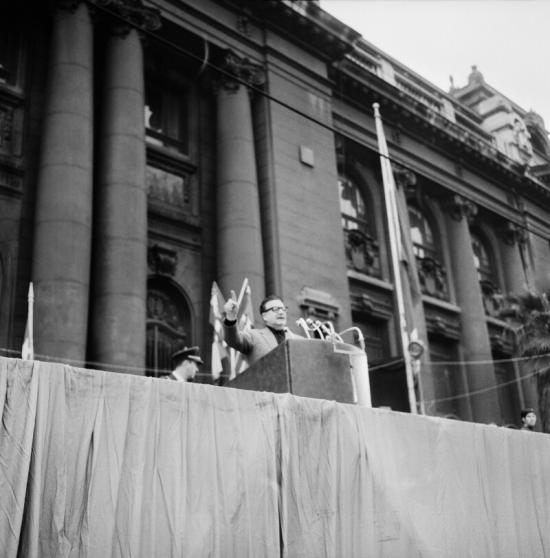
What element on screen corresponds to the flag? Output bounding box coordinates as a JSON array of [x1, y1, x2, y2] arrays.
[[395, 183, 422, 305], [209, 281, 227, 380], [21, 282, 34, 361], [230, 283, 254, 378], [373, 103, 418, 413]]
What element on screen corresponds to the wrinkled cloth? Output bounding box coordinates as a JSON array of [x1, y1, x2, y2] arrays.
[[1, 357, 549, 557]]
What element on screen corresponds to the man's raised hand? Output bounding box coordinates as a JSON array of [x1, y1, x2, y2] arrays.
[[223, 290, 239, 321]]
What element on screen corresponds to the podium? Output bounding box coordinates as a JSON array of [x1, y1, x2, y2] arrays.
[[225, 339, 356, 404]]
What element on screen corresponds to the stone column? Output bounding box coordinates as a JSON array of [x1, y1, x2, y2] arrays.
[[445, 195, 501, 423], [501, 222, 539, 410], [32, 1, 94, 364], [215, 50, 265, 307], [90, 5, 160, 373], [501, 222, 531, 295]]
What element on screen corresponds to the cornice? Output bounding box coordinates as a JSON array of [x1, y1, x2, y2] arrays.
[[331, 64, 550, 207], [221, 0, 360, 62]]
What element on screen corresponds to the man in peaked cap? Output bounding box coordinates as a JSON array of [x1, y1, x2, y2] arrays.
[[170, 346, 203, 382]]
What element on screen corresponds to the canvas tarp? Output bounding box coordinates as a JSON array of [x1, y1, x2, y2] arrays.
[[1, 356, 549, 557]]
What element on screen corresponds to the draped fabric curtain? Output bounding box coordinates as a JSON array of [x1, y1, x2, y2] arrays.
[[1, 357, 549, 557]]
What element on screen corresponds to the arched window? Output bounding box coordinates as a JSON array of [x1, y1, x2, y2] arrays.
[[471, 233, 496, 284], [339, 175, 368, 233], [471, 232, 501, 316], [408, 206, 448, 300], [339, 175, 380, 276], [409, 206, 435, 258], [146, 278, 191, 377]]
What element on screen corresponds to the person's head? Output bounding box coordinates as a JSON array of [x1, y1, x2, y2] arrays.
[[171, 346, 203, 380], [259, 295, 288, 330], [521, 408, 537, 428]]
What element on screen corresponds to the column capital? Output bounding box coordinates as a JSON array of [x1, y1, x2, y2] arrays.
[[502, 221, 528, 246], [445, 194, 477, 223], [216, 49, 265, 93], [57, 0, 82, 10], [392, 164, 417, 200], [90, 0, 161, 34]]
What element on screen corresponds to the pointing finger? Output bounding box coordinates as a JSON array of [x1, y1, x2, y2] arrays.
[[230, 290, 237, 301]]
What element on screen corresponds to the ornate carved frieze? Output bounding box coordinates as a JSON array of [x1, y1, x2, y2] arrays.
[[297, 287, 340, 321], [146, 165, 191, 210], [445, 194, 477, 223], [343, 229, 380, 277], [216, 49, 265, 93], [148, 244, 177, 277]]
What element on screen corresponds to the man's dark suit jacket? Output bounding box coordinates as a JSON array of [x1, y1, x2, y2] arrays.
[[223, 322, 301, 366]]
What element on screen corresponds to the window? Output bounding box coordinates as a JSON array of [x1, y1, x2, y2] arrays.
[[429, 337, 465, 419], [0, 23, 21, 87], [145, 80, 188, 154], [471, 234, 495, 284], [408, 206, 448, 299], [146, 279, 191, 377], [339, 175, 380, 276], [493, 355, 521, 427], [471, 232, 501, 316], [352, 317, 389, 365], [409, 206, 435, 259], [339, 175, 368, 233]]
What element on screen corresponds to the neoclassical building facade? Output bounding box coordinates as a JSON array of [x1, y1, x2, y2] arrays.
[[1, 0, 550, 425]]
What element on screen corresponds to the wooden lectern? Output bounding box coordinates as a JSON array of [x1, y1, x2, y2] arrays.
[[225, 339, 355, 404]]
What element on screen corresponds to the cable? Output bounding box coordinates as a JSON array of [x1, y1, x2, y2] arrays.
[[423, 365, 548, 406], [424, 352, 550, 366], [0, 347, 214, 378], [82, 0, 550, 245]]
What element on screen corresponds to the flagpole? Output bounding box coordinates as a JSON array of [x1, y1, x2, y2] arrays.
[[29, 283, 34, 357], [373, 103, 418, 414], [22, 282, 35, 361]]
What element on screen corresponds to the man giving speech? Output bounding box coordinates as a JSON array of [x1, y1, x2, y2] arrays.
[[223, 293, 301, 366]]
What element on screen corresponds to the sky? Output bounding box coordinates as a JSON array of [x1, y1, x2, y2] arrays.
[[320, 0, 550, 131]]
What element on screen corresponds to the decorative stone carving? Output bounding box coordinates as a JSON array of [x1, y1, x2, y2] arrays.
[[502, 221, 527, 246], [146, 165, 190, 209], [57, 0, 84, 11], [392, 163, 417, 199], [344, 229, 380, 276], [90, 0, 161, 32], [0, 167, 22, 192], [216, 49, 265, 93], [445, 194, 477, 223], [0, 106, 14, 152], [512, 118, 533, 162], [146, 290, 186, 333], [236, 14, 252, 37], [424, 311, 460, 340], [416, 255, 448, 300], [297, 287, 340, 321], [479, 279, 503, 317], [148, 244, 177, 277]]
